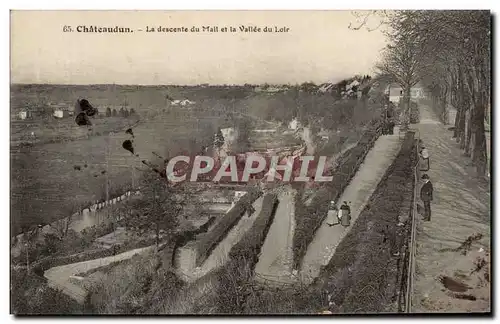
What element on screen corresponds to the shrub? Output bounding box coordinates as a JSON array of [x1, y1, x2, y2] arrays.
[[11, 268, 85, 314], [191, 188, 262, 267], [315, 131, 417, 313], [214, 193, 279, 314]]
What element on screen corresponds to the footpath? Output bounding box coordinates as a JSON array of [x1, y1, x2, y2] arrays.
[[44, 245, 154, 304], [254, 188, 296, 285], [412, 103, 490, 313], [300, 132, 402, 284]]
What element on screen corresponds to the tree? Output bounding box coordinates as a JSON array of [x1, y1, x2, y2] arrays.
[[214, 128, 225, 154], [112, 109, 118, 117], [299, 82, 317, 93], [361, 10, 490, 177], [105, 107, 112, 117], [393, 10, 490, 176], [139, 172, 181, 248], [375, 11, 432, 128]]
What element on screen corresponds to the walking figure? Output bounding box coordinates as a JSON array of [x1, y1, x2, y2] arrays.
[[340, 201, 352, 227], [420, 174, 433, 221], [326, 201, 340, 227]]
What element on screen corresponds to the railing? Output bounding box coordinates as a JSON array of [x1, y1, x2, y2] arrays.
[[397, 129, 420, 313]]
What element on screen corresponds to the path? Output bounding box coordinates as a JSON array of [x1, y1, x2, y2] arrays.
[[176, 196, 264, 282], [412, 103, 490, 313], [300, 132, 402, 284], [44, 245, 154, 303], [254, 187, 296, 284]]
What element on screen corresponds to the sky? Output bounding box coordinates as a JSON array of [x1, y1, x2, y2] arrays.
[[10, 10, 388, 85]]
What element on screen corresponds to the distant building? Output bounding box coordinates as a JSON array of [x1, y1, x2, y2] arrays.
[[169, 99, 196, 106], [18, 111, 27, 120], [53, 110, 64, 118]]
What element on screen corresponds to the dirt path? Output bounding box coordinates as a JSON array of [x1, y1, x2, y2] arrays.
[[412, 103, 490, 313], [254, 188, 296, 284], [300, 133, 402, 284], [176, 196, 265, 282], [44, 245, 154, 303]]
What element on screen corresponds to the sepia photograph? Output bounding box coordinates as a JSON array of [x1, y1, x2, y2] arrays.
[[9, 9, 491, 315]]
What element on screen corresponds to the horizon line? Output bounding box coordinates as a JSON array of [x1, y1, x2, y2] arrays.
[[10, 78, 367, 87]]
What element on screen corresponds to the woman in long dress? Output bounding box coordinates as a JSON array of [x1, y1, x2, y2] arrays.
[[326, 201, 340, 227], [340, 201, 351, 227]]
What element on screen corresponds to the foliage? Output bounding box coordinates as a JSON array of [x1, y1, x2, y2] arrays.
[[213, 193, 278, 314], [11, 268, 88, 314], [214, 127, 225, 150], [89, 251, 185, 314], [138, 171, 181, 247], [315, 131, 417, 313], [192, 189, 262, 267]]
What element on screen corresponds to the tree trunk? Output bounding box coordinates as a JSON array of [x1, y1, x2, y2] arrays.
[[453, 104, 460, 139], [402, 86, 411, 127], [471, 93, 487, 177], [464, 109, 472, 156], [441, 85, 449, 125], [458, 106, 466, 147], [453, 65, 463, 139]]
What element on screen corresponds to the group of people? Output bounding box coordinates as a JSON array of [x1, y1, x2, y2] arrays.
[[326, 201, 352, 227]]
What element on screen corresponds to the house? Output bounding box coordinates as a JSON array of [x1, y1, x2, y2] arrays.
[[18, 111, 27, 120]]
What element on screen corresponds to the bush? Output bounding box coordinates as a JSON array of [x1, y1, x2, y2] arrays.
[[410, 101, 420, 124], [314, 131, 417, 313], [214, 193, 279, 314], [11, 268, 85, 314], [191, 188, 262, 267], [89, 251, 184, 314]]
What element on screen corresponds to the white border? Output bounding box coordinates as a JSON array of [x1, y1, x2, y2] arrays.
[[3, 1, 498, 324]]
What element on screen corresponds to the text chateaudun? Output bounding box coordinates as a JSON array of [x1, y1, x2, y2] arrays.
[[76, 26, 133, 33]]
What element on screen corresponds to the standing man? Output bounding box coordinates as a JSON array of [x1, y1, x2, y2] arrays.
[[420, 174, 433, 221]]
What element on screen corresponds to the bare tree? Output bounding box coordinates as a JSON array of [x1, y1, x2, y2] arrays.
[[375, 11, 433, 128], [395, 10, 490, 176]]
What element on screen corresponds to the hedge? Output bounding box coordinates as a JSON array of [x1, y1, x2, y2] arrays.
[[292, 120, 382, 270], [33, 235, 168, 275], [228, 193, 278, 264], [314, 131, 417, 313], [190, 188, 263, 267], [214, 193, 279, 313]]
